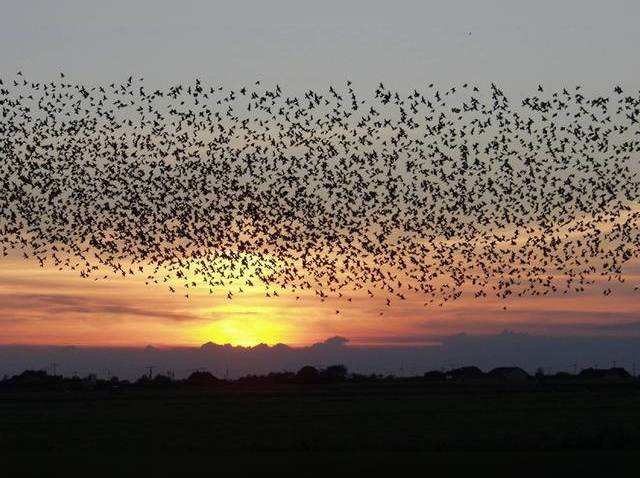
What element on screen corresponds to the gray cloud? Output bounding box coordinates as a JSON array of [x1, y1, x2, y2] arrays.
[[2, 332, 639, 380], [0, 292, 204, 323]]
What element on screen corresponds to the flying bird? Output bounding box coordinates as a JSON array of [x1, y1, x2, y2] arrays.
[[0, 73, 638, 315]]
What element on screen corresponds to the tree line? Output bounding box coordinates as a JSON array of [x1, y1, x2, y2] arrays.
[[0, 363, 637, 391]]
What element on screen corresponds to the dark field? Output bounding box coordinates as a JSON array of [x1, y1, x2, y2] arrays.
[[3, 383, 640, 474]]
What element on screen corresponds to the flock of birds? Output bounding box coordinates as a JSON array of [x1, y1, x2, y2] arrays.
[[1, 73, 640, 312]]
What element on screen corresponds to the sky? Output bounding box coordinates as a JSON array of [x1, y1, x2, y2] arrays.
[[1, 0, 640, 349]]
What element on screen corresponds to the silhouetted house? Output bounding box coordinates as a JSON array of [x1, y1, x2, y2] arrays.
[[488, 367, 530, 382], [423, 370, 446, 382], [9, 370, 55, 387], [350, 373, 382, 383], [185, 371, 221, 386], [446, 366, 484, 381], [550, 372, 575, 381], [578, 367, 632, 382]]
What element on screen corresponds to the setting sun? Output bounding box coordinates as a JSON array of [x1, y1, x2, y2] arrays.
[[189, 300, 294, 346]]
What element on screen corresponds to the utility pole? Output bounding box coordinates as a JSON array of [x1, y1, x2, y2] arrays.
[[145, 365, 155, 379], [50, 362, 59, 376]]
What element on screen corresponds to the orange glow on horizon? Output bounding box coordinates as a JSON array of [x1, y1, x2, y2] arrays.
[[2, 253, 640, 347]]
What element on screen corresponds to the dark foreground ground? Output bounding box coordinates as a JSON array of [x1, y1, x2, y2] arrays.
[[2, 382, 640, 474]]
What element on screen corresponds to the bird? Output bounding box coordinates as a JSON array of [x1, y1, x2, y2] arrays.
[[0, 72, 637, 317]]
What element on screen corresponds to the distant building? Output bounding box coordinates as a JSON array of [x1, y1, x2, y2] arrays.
[[423, 370, 446, 382], [185, 371, 221, 386], [488, 367, 530, 382], [446, 366, 484, 381], [578, 367, 632, 382]]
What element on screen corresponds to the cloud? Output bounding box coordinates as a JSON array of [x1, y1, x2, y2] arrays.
[[0, 292, 204, 323], [405, 308, 640, 336], [3, 331, 640, 380]]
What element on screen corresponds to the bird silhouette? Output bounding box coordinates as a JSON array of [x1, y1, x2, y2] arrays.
[[0, 74, 639, 315]]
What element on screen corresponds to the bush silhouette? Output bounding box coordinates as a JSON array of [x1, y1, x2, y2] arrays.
[[296, 365, 320, 383]]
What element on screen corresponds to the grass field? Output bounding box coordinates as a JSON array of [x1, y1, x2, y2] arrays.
[[2, 382, 640, 474]]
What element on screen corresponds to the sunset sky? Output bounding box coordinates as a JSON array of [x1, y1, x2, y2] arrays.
[[2, 253, 640, 347], [2, 0, 640, 348]]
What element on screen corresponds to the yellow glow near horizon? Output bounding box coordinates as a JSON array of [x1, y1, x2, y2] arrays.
[[191, 317, 292, 347], [188, 299, 295, 346], [3, 248, 640, 348]]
